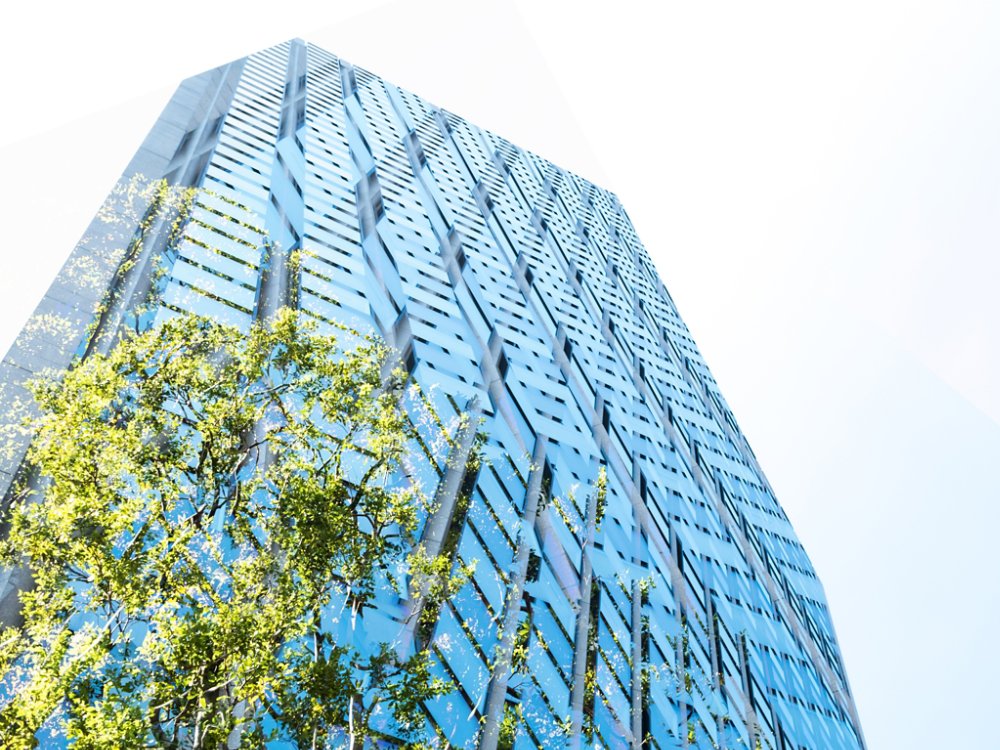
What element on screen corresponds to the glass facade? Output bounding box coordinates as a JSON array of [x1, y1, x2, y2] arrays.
[[0, 40, 865, 749]]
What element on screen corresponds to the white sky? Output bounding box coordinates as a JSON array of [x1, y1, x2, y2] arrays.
[[2, 2, 998, 746]]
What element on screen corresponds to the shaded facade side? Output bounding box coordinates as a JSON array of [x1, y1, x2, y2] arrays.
[[0, 58, 246, 625]]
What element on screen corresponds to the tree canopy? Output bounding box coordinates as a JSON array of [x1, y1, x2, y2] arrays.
[[0, 307, 475, 749]]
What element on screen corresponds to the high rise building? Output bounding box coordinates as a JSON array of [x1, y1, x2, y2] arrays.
[[0, 40, 865, 749]]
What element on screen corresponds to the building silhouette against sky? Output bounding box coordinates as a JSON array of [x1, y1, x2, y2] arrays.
[[0, 40, 865, 749]]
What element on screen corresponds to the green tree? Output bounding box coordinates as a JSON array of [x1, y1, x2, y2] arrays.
[[0, 307, 474, 749]]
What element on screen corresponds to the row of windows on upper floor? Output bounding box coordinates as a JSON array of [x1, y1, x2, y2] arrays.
[[450, 167, 700, 378], [243, 51, 292, 83], [240, 55, 616, 258]]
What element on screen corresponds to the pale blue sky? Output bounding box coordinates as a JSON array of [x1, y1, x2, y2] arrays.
[[2, 2, 998, 746]]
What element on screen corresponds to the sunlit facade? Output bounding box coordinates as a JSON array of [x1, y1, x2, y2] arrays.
[[0, 40, 865, 749]]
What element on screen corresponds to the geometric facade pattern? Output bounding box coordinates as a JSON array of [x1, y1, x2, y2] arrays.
[[0, 39, 865, 749]]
